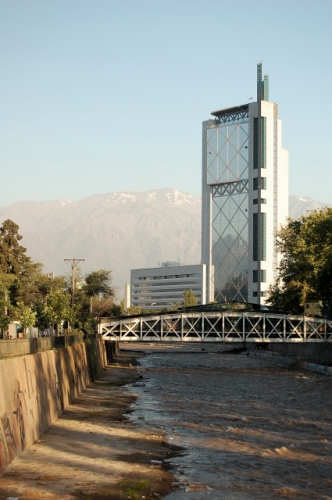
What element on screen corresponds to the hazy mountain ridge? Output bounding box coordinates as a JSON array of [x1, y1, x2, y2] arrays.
[[288, 195, 332, 219], [0, 190, 330, 298], [0, 189, 201, 297]]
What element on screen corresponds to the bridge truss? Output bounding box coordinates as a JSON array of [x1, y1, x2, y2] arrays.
[[99, 311, 332, 343]]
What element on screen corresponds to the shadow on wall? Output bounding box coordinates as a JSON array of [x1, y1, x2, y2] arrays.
[[0, 341, 101, 476]]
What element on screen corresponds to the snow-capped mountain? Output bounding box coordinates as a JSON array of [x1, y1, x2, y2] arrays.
[[0, 189, 330, 298]]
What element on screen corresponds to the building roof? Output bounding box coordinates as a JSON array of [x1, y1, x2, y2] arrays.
[[211, 103, 249, 119]]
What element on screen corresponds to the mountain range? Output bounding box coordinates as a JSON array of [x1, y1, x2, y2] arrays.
[[0, 189, 330, 299]]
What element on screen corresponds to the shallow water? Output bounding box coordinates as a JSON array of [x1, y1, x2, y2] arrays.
[[126, 344, 332, 499]]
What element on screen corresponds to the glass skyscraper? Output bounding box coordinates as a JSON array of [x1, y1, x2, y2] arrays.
[[202, 64, 288, 304]]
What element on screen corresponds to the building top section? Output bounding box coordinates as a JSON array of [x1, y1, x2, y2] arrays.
[[210, 63, 269, 123], [131, 263, 205, 274], [257, 62, 269, 101], [211, 103, 249, 118], [161, 261, 181, 268], [210, 104, 249, 123]]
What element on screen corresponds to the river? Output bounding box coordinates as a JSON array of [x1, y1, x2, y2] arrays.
[[125, 343, 332, 500]]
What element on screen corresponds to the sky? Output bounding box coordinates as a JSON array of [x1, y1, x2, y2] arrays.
[[0, 0, 331, 207]]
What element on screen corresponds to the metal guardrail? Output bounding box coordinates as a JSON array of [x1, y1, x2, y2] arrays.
[[0, 334, 85, 358], [99, 312, 332, 343]]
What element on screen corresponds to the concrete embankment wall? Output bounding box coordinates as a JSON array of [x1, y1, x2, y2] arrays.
[[246, 342, 332, 366], [0, 336, 108, 476]]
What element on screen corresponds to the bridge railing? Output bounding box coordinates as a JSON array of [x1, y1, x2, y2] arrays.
[[99, 312, 332, 343]]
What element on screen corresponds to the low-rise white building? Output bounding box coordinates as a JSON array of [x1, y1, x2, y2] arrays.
[[131, 262, 207, 310]]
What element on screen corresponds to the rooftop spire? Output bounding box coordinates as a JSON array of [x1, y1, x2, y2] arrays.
[[257, 63, 269, 102]]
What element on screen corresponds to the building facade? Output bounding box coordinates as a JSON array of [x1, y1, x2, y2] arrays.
[[202, 64, 288, 304], [131, 262, 207, 310]]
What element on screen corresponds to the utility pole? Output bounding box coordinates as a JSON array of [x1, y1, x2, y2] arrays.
[[64, 259, 85, 307]]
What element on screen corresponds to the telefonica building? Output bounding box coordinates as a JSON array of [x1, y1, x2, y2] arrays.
[[202, 63, 289, 304]]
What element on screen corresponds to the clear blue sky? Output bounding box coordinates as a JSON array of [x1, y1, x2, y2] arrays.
[[1, 0, 331, 206]]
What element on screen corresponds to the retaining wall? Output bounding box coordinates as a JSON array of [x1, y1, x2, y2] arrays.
[[0, 336, 108, 476], [105, 339, 120, 362], [0, 335, 84, 358], [248, 342, 332, 365]]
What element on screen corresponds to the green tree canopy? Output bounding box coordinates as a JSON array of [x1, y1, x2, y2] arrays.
[[66, 269, 115, 328], [0, 219, 31, 275], [43, 289, 72, 330], [0, 220, 44, 328], [267, 207, 332, 313], [15, 301, 37, 334], [9, 260, 44, 306], [183, 289, 199, 307], [0, 220, 118, 333], [0, 293, 11, 332], [83, 270, 114, 298]]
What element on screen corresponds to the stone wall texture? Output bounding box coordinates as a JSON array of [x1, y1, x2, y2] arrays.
[[0, 338, 107, 476]]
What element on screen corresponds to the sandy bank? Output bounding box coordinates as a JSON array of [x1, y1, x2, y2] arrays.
[[0, 351, 180, 500]]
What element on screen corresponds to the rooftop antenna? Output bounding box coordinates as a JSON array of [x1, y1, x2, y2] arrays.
[[257, 62, 269, 102]]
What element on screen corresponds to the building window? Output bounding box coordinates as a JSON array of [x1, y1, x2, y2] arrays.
[[253, 270, 266, 282], [253, 213, 266, 261], [254, 118, 258, 169], [253, 117, 266, 169], [253, 198, 266, 205], [261, 117, 266, 169], [253, 291, 258, 297], [261, 291, 266, 297], [261, 213, 266, 261], [253, 214, 258, 260], [253, 178, 266, 190]]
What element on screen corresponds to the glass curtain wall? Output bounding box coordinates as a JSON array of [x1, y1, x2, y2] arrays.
[[206, 120, 249, 302]]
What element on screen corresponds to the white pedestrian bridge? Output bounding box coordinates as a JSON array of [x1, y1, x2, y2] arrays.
[[99, 309, 332, 343]]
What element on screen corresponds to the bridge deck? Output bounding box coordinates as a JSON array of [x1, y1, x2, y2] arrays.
[[99, 311, 332, 343]]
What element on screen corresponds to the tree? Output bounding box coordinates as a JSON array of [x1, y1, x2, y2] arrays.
[[0, 220, 31, 275], [0, 222, 118, 332], [0, 272, 16, 315], [123, 305, 142, 316], [266, 282, 301, 313], [33, 274, 67, 302], [0, 219, 31, 330], [9, 260, 44, 306], [82, 269, 114, 314], [84, 270, 114, 298], [15, 302, 37, 335], [90, 297, 116, 318], [0, 220, 47, 321], [0, 295, 10, 334], [42, 289, 72, 332], [33, 275, 68, 329], [183, 289, 198, 307], [267, 207, 332, 313]]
